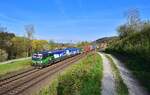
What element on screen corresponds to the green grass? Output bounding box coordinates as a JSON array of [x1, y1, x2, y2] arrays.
[[106, 55, 129, 95], [38, 53, 103, 95], [0, 59, 32, 75]]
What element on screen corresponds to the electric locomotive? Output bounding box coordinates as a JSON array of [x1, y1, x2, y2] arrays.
[[31, 51, 54, 67]]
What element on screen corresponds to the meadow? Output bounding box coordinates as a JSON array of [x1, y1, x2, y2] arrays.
[[0, 59, 31, 76]]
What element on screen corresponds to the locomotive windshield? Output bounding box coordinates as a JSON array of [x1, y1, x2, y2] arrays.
[[32, 54, 43, 60]]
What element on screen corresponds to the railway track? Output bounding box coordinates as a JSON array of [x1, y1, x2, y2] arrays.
[[0, 53, 86, 95], [0, 68, 39, 86]]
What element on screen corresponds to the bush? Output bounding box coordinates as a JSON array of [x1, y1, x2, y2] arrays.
[[106, 30, 150, 63]]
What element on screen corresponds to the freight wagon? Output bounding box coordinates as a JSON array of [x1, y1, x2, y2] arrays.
[[83, 45, 92, 52]]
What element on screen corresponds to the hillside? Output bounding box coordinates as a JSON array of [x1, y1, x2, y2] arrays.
[[94, 36, 118, 44]]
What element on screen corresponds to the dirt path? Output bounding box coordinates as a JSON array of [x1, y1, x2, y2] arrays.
[[108, 54, 149, 95], [98, 52, 116, 95]]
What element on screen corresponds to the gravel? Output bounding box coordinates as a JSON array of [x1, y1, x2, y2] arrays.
[[98, 52, 116, 95]]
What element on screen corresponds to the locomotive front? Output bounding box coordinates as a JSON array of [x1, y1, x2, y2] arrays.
[[32, 53, 43, 66]]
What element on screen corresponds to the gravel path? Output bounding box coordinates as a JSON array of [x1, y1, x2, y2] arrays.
[[98, 52, 116, 95], [108, 54, 149, 95]]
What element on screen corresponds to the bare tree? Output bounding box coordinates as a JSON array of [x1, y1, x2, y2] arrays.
[[25, 24, 35, 40], [118, 8, 142, 38], [124, 8, 141, 25], [124, 8, 142, 32], [25, 24, 35, 56]]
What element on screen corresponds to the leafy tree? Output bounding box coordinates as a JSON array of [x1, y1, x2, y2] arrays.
[[11, 37, 29, 58], [117, 24, 135, 38], [0, 25, 15, 59], [49, 40, 57, 50], [142, 20, 150, 32], [32, 40, 49, 52], [0, 49, 8, 62]]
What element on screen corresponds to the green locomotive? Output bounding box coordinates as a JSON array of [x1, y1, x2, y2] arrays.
[[32, 51, 54, 67]]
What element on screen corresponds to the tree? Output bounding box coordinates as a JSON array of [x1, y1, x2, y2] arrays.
[[0, 26, 15, 48], [25, 24, 35, 56], [125, 8, 141, 26], [0, 49, 8, 62], [11, 37, 29, 58], [142, 20, 150, 32], [118, 8, 141, 38], [32, 40, 49, 52], [49, 40, 56, 50], [0, 25, 15, 59], [25, 24, 35, 40], [117, 24, 135, 38]]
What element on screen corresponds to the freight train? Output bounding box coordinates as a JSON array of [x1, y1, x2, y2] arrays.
[[32, 46, 95, 68], [31, 48, 81, 68]]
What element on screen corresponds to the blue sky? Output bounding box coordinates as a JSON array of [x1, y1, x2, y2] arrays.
[[0, 0, 150, 43]]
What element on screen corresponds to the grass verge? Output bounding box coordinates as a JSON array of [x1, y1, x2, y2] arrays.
[[38, 53, 103, 95], [0, 59, 31, 75], [105, 55, 129, 95]]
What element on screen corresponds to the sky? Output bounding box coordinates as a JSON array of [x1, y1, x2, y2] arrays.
[[0, 0, 150, 43]]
